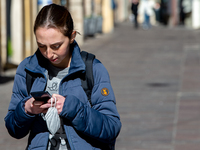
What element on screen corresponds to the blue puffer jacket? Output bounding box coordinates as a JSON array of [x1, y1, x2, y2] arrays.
[[4, 42, 121, 150]]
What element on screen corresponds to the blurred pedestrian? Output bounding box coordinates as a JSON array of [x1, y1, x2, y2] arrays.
[[130, 0, 140, 28], [4, 3, 121, 150], [179, 0, 185, 25], [153, 0, 161, 25], [112, 0, 118, 26], [140, 0, 155, 30], [160, 0, 170, 25], [179, 0, 192, 26]]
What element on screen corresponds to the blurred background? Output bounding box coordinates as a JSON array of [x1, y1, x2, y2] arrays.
[[0, 0, 199, 74], [1, 0, 200, 150]]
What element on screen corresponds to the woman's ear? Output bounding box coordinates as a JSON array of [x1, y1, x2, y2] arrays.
[[70, 31, 76, 44]]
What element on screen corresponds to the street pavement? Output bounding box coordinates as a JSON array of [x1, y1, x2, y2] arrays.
[[1, 21, 200, 150]]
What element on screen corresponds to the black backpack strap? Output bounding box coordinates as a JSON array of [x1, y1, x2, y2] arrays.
[[80, 51, 95, 106], [26, 72, 36, 95]]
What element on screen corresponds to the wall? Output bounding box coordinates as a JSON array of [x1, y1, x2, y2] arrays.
[[102, 0, 114, 33], [192, 0, 200, 29], [10, 0, 23, 64], [0, 0, 7, 73]]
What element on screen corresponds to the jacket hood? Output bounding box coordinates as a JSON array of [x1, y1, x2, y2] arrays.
[[25, 40, 86, 75]]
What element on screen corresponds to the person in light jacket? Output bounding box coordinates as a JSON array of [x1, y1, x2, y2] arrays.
[[4, 3, 121, 150]]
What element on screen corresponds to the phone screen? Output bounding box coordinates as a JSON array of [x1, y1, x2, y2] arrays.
[[30, 91, 51, 103]]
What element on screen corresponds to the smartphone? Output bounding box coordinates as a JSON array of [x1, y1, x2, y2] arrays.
[[30, 91, 51, 103]]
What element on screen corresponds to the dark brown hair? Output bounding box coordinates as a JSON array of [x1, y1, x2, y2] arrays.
[[34, 3, 74, 38]]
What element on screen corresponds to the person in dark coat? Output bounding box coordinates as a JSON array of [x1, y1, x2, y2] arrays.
[[131, 0, 140, 28]]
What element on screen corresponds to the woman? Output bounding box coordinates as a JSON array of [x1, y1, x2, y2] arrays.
[[4, 4, 121, 150]]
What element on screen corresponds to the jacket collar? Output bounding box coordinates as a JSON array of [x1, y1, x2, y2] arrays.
[[25, 41, 85, 75], [69, 41, 85, 74]]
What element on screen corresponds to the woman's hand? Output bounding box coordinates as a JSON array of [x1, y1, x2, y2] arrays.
[[25, 97, 51, 115], [51, 94, 65, 114], [27, 94, 66, 115]]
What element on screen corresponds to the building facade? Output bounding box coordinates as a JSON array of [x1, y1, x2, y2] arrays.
[[0, 0, 120, 74]]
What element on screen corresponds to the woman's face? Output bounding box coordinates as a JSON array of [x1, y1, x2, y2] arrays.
[[35, 27, 75, 68]]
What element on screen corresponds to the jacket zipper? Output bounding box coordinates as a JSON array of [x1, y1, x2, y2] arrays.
[[58, 74, 77, 150]]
